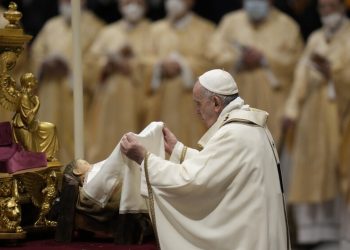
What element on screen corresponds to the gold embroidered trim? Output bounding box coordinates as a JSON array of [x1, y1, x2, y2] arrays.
[[144, 152, 161, 249], [180, 146, 188, 164]]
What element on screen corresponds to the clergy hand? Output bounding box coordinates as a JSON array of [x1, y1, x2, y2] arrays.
[[310, 53, 331, 80], [241, 47, 264, 70], [102, 59, 132, 80], [161, 59, 181, 78], [163, 126, 177, 155], [41, 56, 69, 79], [120, 45, 134, 59], [120, 133, 147, 165], [281, 117, 295, 134], [117, 60, 132, 75]]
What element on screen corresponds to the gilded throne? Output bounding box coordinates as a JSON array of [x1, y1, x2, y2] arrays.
[[0, 2, 62, 239]]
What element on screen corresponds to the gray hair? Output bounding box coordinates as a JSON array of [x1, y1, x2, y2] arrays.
[[202, 87, 239, 107]]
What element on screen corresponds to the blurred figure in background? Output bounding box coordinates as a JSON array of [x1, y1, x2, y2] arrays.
[[339, 116, 350, 250], [146, 0, 215, 148], [283, 0, 350, 249], [85, 0, 152, 162], [30, 0, 104, 164], [207, 0, 303, 148]]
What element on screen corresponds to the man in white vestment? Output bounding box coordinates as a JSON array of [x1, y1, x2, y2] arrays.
[[283, 0, 350, 249], [120, 69, 290, 250], [145, 0, 215, 148], [206, 0, 303, 146], [30, 0, 104, 164], [85, 0, 152, 162]]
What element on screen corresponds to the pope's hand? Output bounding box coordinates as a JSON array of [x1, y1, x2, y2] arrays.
[[163, 126, 177, 155], [120, 133, 147, 165]]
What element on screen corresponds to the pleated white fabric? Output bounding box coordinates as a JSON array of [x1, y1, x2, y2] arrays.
[[82, 121, 165, 212]]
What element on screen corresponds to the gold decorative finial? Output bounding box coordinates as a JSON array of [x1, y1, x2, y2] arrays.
[[0, 2, 31, 51], [3, 2, 23, 29]]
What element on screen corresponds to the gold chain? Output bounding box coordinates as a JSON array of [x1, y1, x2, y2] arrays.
[[144, 152, 161, 249], [180, 146, 188, 164]]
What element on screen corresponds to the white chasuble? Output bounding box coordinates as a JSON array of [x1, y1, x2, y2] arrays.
[[141, 98, 289, 250]]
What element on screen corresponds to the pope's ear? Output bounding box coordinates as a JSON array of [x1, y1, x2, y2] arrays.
[[212, 95, 222, 108]]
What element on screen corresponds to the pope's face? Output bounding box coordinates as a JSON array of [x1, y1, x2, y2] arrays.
[[192, 81, 219, 128]]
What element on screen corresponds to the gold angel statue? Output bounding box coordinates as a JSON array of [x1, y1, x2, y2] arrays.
[[20, 170, 58, 227], [0, 51, 59, 161]]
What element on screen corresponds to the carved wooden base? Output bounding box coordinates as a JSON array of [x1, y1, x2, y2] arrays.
[[0, 231, 26, 239], [0, 231, 26, 247], [23, 225, 56, 234]]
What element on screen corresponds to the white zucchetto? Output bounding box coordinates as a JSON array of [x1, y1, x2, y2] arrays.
[[198, 69, 238, 95]]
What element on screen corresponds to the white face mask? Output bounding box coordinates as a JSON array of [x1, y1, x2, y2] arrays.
[[321, 12, 343, 31], [59, 3, 72, 21], [165, 0, 187, 20], [121, 3, 145, 23], [244, 0, 269, 22]]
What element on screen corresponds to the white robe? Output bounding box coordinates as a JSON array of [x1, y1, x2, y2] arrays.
[[81, 98, 289, 250], [140, 98, 289, 250]]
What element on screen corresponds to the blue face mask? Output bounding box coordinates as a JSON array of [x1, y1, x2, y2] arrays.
[[244, 0, 269, 22]]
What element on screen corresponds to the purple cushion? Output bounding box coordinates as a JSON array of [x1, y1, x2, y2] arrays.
[[0, 143, 18, 161], [0, 122, 13, 146], [6, 149, 47, 174], [0, 121, 48, 174]]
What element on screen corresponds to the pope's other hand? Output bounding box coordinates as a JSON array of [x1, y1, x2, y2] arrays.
[[163, 126, 177, 155], [120, 133, 146, 165]]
